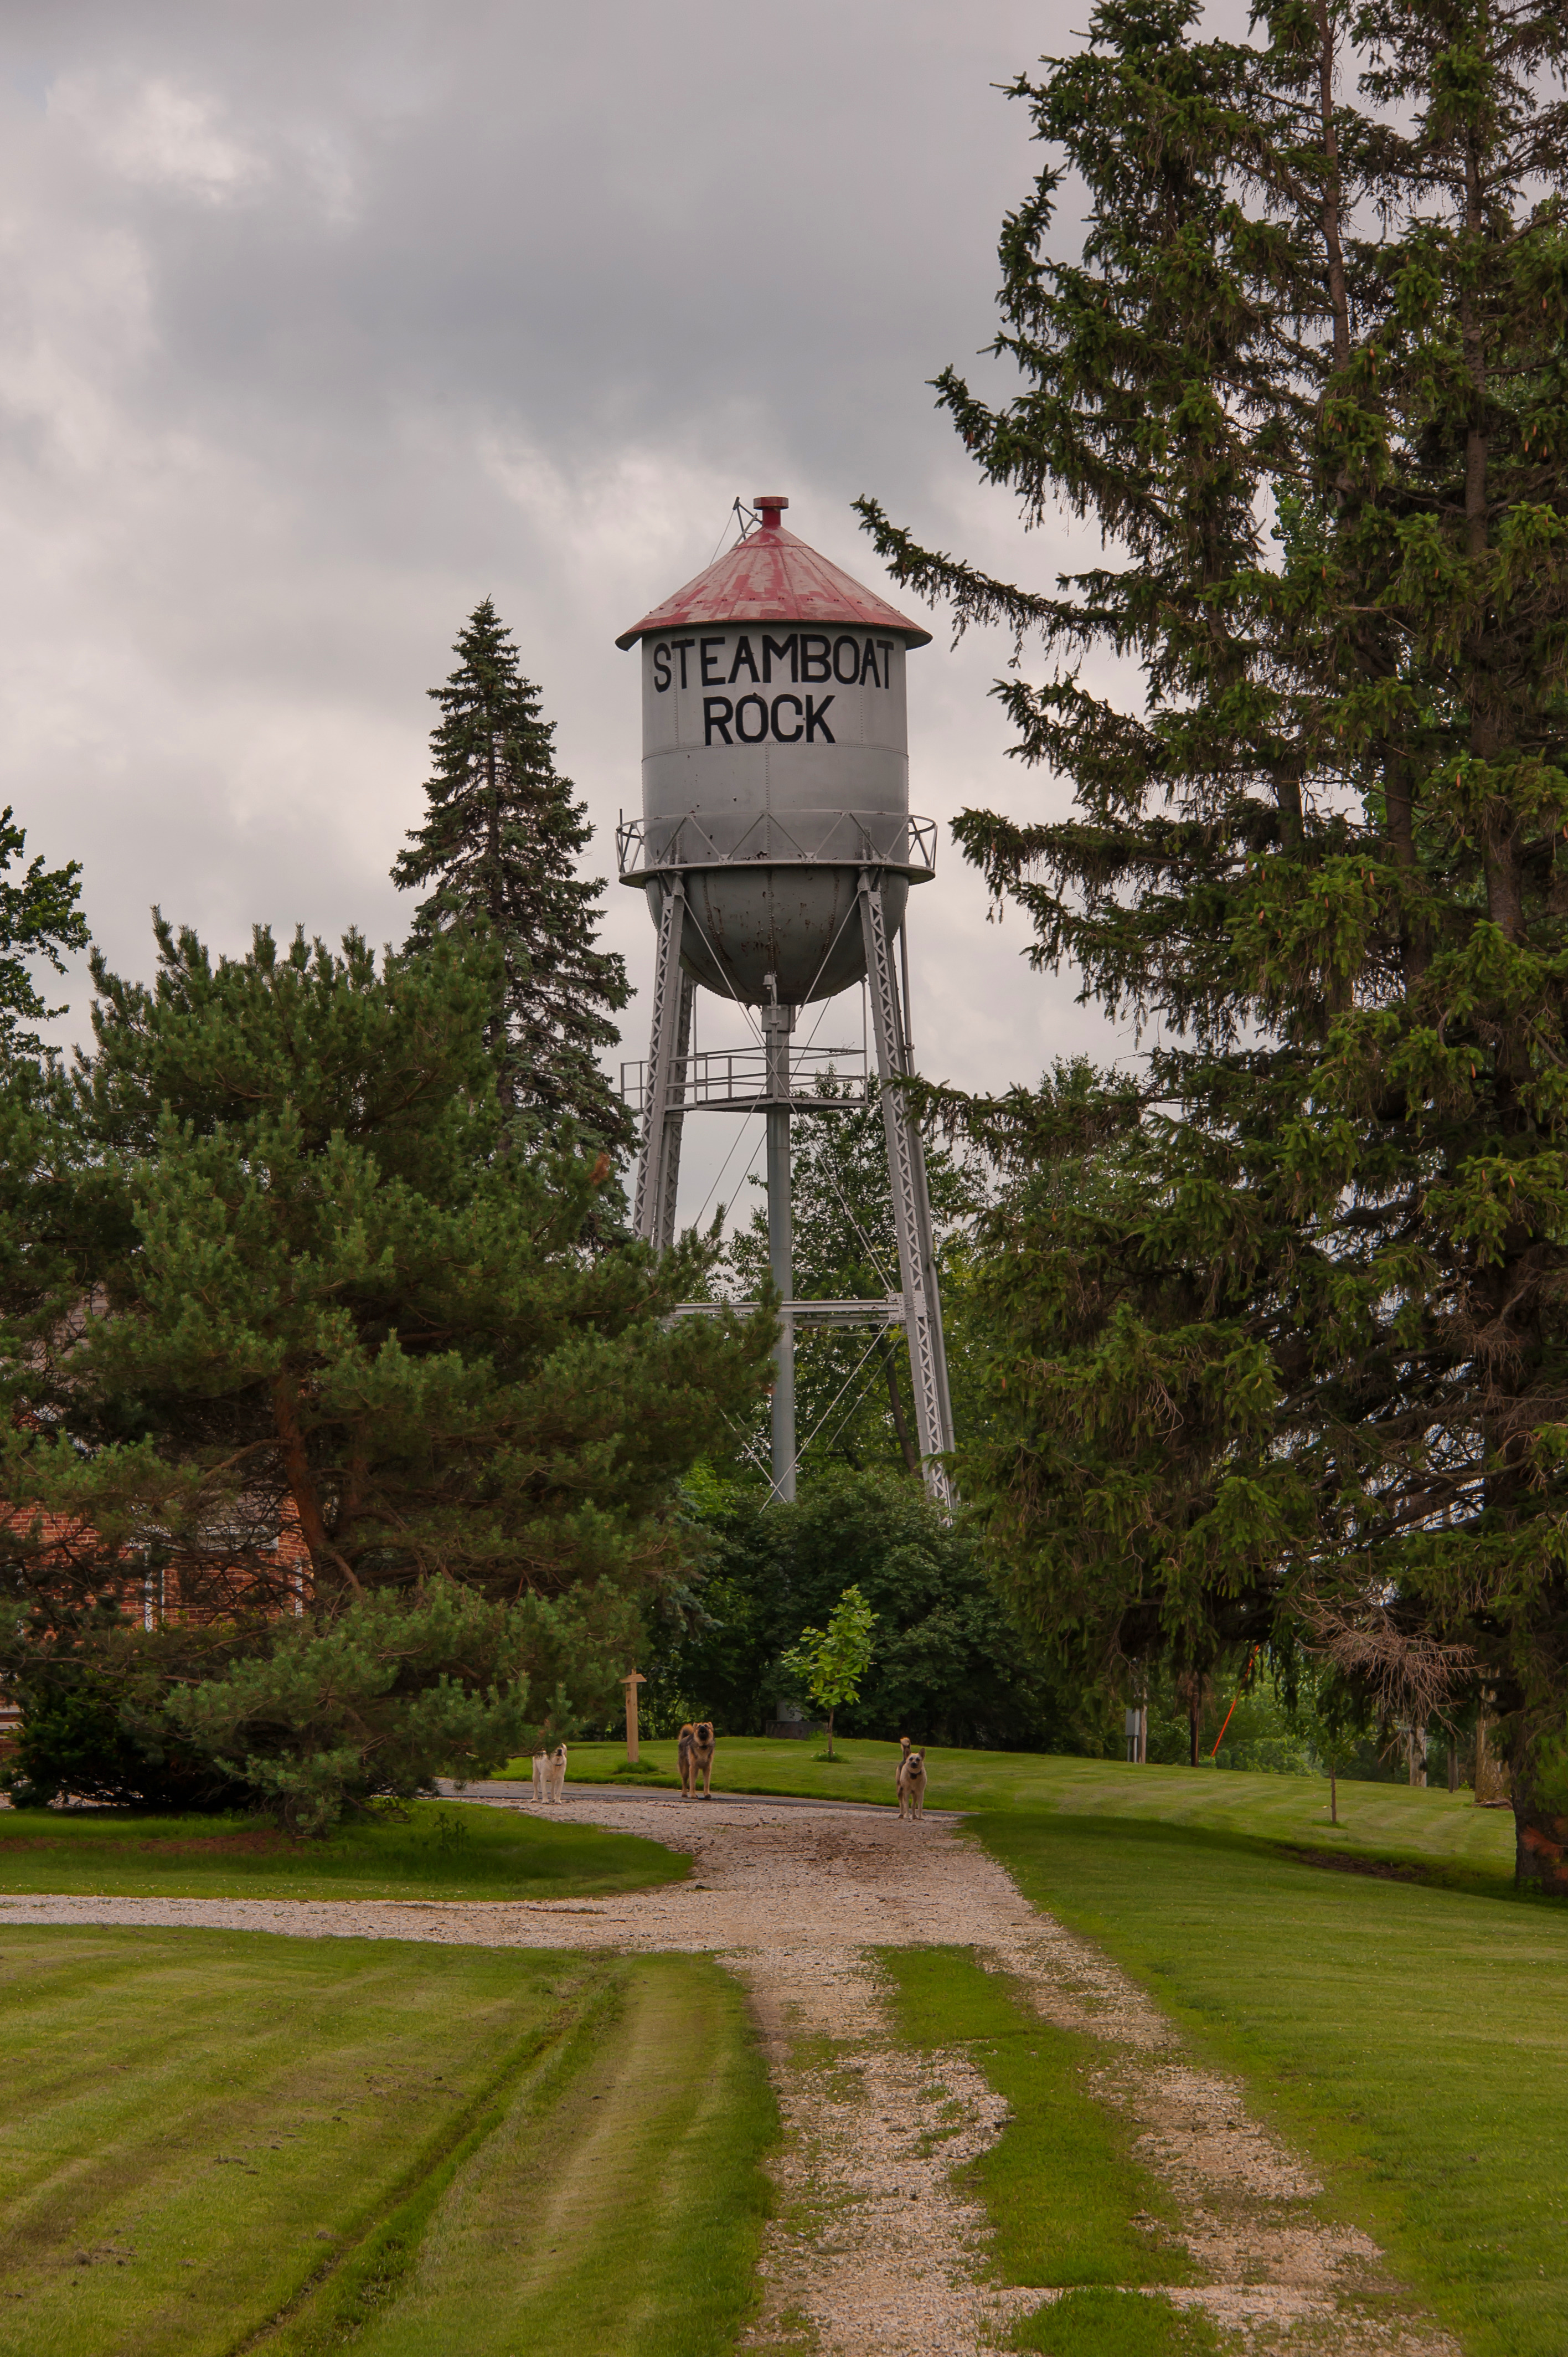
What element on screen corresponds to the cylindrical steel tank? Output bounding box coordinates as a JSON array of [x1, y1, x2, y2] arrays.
[[616, 496, 933, 1006]]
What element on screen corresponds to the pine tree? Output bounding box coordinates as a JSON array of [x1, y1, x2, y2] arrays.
[[393, 600, 632, 1157], [0, 917, 771, 1824], [0, 805, 89, 1062], [857, 1, 1568, 1890]]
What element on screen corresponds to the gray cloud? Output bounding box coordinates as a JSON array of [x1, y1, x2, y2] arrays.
[[1, 0, 1133, 1218]]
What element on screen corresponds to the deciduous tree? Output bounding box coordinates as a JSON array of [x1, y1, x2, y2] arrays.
[[646, 1470, 1101, 1752], [780, 1583, 876, 1760]]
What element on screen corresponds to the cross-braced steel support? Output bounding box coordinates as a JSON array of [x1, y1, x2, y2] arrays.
[[858, 870, 956, 1501], [633, 880, 692, 1246], [632, 866, 954, 1507]]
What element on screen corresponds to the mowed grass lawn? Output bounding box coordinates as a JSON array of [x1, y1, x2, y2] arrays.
[[0, 1795, 686, 1902], [536, 1737, 1517, 1887], [981, 1813, 1568, 2357], [0, 1927, 773, 2357], [884, 1946, 1219, 2357], [543, 1742, 1563, 2354]]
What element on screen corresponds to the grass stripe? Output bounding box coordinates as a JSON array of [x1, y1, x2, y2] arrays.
[[0, 1931, 602, 2357], [881, 1946, 1192, 2290], [250, 1972, 625, 2355], [880, 1947, 1218, 2357], [339, 1953, 777, 2357], [0, 1933, 776, 2357]]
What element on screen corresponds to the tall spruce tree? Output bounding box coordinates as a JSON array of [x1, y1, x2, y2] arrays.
[[857, 0, 1568, 1888], [393, 601, 632, 1156]]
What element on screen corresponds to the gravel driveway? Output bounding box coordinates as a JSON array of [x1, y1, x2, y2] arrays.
[[0, 1787, 1453, 2356]]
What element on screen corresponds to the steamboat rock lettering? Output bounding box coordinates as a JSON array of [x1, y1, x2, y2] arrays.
[[654, 634, 894, 694], [703, 693, 836, 747]]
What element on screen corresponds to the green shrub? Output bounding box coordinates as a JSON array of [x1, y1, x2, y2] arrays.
[[2, 1674, 249, 1813]]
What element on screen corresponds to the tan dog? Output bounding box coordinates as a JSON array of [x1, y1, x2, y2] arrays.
[[898, 1735, 912, 1767], [678, 1720, 716, 1799], [546, 1742, 568, 1803], [530, 1747, 549, 1802], [896, 1747, 927, 1820]]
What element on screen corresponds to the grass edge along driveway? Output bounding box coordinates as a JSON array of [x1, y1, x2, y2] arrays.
[[883, 1944, 1220, 2357], [537, 1738, 1517, 1893], [0, 1795, 687, 1903], [0, 1926, 774, 2357], [294, 1951, 775, 2357], [978, 1809, 1568, 2357]]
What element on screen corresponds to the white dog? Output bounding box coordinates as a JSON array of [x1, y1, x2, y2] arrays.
[[896, 1748, 927, 1820], [546, 1742, 568, 1804]]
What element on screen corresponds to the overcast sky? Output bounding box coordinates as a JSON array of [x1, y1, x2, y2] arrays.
[[1, 1, 1143, 1221]]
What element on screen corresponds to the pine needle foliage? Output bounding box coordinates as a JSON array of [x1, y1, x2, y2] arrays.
[[856, 0, 1568, 1888], [393, 600, 632, 1157], [0, 917, 771, 1824], [0, 805, 89, 1062]]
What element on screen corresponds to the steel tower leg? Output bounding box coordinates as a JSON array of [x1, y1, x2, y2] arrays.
[[657, 976, 695, 1252], [891, 932, 956, 1460], [633, 880, 688, 1246], [762, 995, 796, 1502], [858, 871, 955, 1501]]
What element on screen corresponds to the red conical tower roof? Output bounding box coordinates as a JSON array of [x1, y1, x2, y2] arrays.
[[615, 495, 933, 650]]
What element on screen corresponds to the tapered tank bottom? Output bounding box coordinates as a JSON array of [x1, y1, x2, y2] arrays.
[[645, 868, 910, 1007]]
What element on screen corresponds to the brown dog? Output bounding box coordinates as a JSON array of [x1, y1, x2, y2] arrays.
[[678, 1720, 716, 1799], [896, 1747, 927, 1820]]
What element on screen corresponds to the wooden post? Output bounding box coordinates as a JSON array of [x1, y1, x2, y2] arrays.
[[621, 1670, 647, 1765], [1475, 1696, 1492, 1805]]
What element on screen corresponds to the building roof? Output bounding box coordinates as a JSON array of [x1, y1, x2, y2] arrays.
[[615, 496, 934, 650]]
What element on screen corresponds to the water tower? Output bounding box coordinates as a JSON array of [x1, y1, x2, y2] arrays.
[[616, 496, 954, 1503]]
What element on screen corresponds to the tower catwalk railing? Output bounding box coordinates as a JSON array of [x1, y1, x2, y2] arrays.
[[616, 808, 938, 886], [621, 1041, 872, 1115], [629, 871, 956, 1506]]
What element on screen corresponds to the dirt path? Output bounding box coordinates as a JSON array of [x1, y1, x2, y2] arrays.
[[0, 1792, 1454, 2356]]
